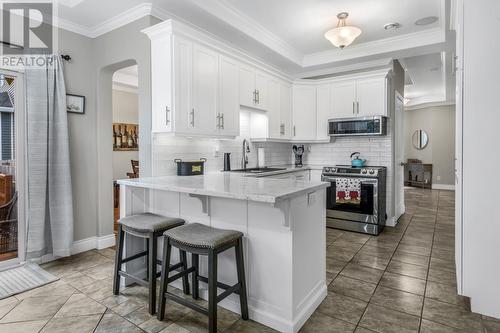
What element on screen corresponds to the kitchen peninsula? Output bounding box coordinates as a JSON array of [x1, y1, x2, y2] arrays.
[[117, 173, 328, 333]]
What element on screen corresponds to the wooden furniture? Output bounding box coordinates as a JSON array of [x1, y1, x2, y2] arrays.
[[126, 160, 139, 179], [0, 174, 13, 205], [113, 213, 189, 315], [158, 223, 249, 333], [0, 192, 17, 254], [404, 160, 433, 189]]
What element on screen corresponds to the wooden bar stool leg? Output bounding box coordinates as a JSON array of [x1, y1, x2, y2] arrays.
[[148, 232, 157, 315], [113, 225, 124, 295], [235, 238, 249, 320], [208, 250, 218, 333], [191, 253, 199, 300], [180, 250, 190, 295], [158, 237, 172, 321]]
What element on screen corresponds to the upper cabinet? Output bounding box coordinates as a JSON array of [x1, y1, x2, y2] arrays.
[[292, 84, 317, 141], [331, 76, 387, 118], [316, 84, 331, 141], [144, 21, 240, 138], [239, 66, 269, 110]]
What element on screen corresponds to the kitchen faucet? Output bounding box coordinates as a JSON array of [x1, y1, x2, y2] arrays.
[[241, 139, 250, 169]]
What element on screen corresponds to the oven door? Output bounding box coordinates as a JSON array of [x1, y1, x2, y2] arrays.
[[323, 176, 379, 224]]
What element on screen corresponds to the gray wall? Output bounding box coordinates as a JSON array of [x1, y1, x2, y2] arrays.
[[404, 105, 455, 185], [57, 16, 160, 241]]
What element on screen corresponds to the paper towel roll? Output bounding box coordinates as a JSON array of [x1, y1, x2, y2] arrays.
[[257, 148, 265, 168]]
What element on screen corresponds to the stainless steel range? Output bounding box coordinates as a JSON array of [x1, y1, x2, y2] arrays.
[[321, 165, 387, 235]]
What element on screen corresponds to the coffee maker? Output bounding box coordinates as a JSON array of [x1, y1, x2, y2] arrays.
[[293, 145, 305, 167]]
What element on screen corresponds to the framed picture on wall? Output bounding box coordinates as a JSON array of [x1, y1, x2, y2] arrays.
[[66, 94, 85, 114]]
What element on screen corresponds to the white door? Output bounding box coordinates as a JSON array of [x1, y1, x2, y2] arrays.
[[394, 92, 405, 221], [192, 44, 219, 135], [218, 56, 240, 137], [239, 66, 255, 108], [280, 82, 292, 139], [316, 84, 331, 140], [356, 77, 387, 117], [173, 36, 192, 133], [292, 85, 316, 140], [0, 69, 26, 270], [330, 81, 357, 118], [255, 72, 269, 110], [267, 79, 281, 139]]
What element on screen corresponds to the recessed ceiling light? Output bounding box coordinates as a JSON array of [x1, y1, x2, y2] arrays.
[[415, 16, 439, 26], [384, 23, 400, 30]]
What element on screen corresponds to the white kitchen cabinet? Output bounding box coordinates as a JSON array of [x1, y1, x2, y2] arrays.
[[280, 82, 292, 139], [292, 85, 317, 140], [173, 36, 193, 134], [266, 170, 310, 181], [218, 56, 240, 137], [267, 79, 281, 138], [330, 81, 357, 118], [356, 77, 387, 117], [239, 66, 269, 110], [192, 44, 219, 135], [316, 84, 331, 140]]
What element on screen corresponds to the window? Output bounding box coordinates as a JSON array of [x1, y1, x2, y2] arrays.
[[0, 76, 15, 162]]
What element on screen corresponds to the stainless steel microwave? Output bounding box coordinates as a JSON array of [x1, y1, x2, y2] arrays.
[[328, 116, 387, 137]]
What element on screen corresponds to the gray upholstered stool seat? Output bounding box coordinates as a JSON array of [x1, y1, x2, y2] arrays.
[[119, 213, 185, 232], [164, 223, 243, 249]]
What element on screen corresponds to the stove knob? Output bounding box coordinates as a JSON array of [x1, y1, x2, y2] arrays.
[[361, 169, 367, 174], [332, 168, 337, 173], [369, 169, 375, 174]]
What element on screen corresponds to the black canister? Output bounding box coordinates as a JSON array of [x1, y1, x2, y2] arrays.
[[174, 158, 207, 176], [223, 153, 231, 171]]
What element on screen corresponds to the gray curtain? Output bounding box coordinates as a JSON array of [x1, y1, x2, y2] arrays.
[[25, 55, 74, 258]]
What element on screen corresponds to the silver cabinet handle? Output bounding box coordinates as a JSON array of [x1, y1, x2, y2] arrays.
[[256, 90, 260, 104], [165, 106, 170, 125], [216, 113, 220, 129], [280, 123, 285, 135], [353, 101, 355, 115], [293, 125, 296, 137], [357, 101, 360, 114], [221, 113, 224, 129], [190, 108, 195, 127], [253, 90, 257, 104]]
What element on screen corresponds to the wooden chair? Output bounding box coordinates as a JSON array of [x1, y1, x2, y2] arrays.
[[127, 160, 139, 178], [0, 192, 17, 254], [0, 174, 13, 205]]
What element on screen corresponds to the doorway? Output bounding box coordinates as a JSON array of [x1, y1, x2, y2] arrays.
[[111, 64, 139, 237], [394, 92, 405, 220], [0, 69, 25, 269]]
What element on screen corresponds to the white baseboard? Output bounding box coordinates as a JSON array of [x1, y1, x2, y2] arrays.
[[432, 184, 455, 191], [71, 234, 116, 255]]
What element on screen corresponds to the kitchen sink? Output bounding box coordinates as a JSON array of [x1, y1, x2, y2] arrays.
[[229, 167, 287, 174]]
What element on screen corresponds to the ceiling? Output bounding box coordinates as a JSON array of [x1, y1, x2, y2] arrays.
[[54, 0, 455, 106]]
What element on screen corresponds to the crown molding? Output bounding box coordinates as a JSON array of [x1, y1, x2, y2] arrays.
[[295, 58, 393, 79], [185, 0, 303, 65], [303, 28, 446, 67]]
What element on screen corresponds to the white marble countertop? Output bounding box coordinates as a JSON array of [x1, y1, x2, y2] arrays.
[[117, 173, 329, 203]]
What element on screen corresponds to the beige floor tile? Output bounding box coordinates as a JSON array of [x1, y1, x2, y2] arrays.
[[328, 275, 377, 302], [54, 293, 106, 317], [317, 291, 367, 324], [176, 306, 240, 333], [159, 323, 191, 333], [358, 304, 420, 333], [370, 285, 423, 316], [0, 295, 70, 323], [225, 319, 278, 333], [40, 314, 102, 333], [379, 272, 426, 296], [425, 281, 469, 309], [299, 312, 356, 333], [422, 298, 483, 332], [340, 263, 384, 284], [0, 319, 48, 333], [419, 319, 466, 333], [95, 312, 144, 333], [386, 260, 428, 280]]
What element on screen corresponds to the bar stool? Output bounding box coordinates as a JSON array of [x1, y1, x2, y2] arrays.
[[113, 213, 190, 315], [157, 223, 249, 333]]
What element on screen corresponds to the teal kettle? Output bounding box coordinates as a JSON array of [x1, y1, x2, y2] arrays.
[[350, 152, 366, 168]]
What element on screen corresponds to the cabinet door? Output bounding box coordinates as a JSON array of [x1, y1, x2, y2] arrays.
[[255, 72, 269, 110], [239, 66, 255, 108], [151, 34, 173, 133], [292, 85, 316, 140], [330, 81, 357, 118], [192, 44, 219, 135], [219, 56, 240, 137], [356, 77, 387, 117], [316, 84, 331, 140], [267, 79, 281, 139], [280, 82, 292, 139], [173, 36, 192, 133]]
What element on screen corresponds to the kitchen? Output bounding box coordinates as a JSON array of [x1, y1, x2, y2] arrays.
[[1, 1, 498, 333]]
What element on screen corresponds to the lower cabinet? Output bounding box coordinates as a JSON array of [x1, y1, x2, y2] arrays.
[[266, 170, 310, 181]]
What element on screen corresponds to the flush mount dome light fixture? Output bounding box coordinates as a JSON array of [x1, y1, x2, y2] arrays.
[[384, 22, 400, 30], [415, 16, 438, 26], [324, 12, 362, 49]]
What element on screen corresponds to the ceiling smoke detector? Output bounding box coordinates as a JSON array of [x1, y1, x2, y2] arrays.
[[384, 23, 400, 30], [415, 16, 439, 26]]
